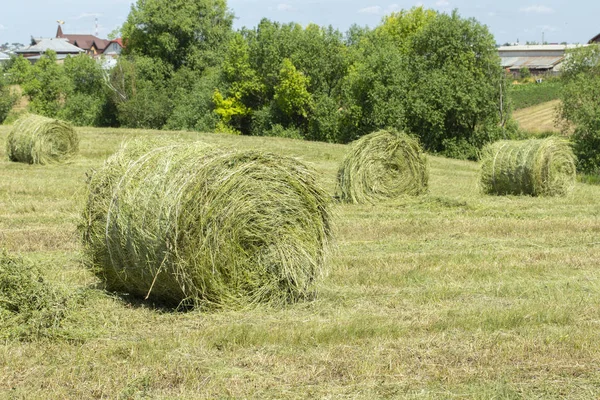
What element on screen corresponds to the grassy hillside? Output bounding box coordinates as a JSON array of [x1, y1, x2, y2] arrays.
[[510, 81, 561, 110], [2, 126, 600, 398], [513, 99, 561, 133]]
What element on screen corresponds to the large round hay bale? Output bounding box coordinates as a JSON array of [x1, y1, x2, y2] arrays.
[[6, 114, 79, 164], [82, 141, 333, 308], [336, 129, 428, 203], [479, 137, 576, 196]]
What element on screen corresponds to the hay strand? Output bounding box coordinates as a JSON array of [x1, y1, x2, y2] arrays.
[[336, 129, 429, 203], [81, 141, 333, 308], [6, 114, 79, 164], [479, 137, 576, 196]]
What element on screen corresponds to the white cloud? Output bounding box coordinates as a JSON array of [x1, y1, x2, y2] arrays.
[[358, 6, 382, 14], [71, 12, 103, 21], [277, 3, 295, 12], [519, 5, 554, 13], [436, 0, 450, 6], [537, 25, 558, 32], [0, 24, 6, 31]]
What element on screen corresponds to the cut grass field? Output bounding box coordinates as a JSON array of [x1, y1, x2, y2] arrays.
[[2, 125, 600, 398], [513, 99, 561, 133]]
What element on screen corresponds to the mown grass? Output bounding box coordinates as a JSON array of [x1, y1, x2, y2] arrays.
[[2, 125, 600, 398], [512, 100, 561, 134]]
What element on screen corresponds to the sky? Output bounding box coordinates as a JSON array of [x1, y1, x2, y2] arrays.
[[0, 0, 598, 46]]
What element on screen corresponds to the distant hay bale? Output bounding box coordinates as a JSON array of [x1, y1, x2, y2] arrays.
[[81, 141, 333, 308], [6, 114, 79, 164], [336, 129, 429, 203], [479, 137, 576, 196]]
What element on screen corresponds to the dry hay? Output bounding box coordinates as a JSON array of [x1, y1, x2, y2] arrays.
[[6, 114, 79, 164], [0, 250, 74, 340], [336, 129, 429, 203], [479, 137, 576, 196], [81, 140, 333, 308]]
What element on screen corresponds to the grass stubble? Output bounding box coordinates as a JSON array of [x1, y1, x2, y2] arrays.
[[1, 125, 600, 398]]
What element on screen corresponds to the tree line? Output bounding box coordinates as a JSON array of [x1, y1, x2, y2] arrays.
[[3, 1, 518, 160]]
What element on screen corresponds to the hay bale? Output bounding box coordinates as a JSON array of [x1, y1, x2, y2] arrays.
[[479, 137, 576, 196], [6, 114, 79, 164], [81, 141, 333, 308], [336, 129, 429, 203]]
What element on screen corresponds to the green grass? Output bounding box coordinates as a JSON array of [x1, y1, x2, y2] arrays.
[[2, 125, 600, 398], [510, 81, 561, 110]]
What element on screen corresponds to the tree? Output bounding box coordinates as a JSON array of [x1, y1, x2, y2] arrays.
[[273, 58, 313, 124], [401, 10, 507, 158], [0, 70, 17, 123], [16, 51, 70, 117], [559, 44, 600, 174], [121, 0, 234, 70]]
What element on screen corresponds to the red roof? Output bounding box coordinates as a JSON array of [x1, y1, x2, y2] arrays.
[[56, 26, 110, 52]]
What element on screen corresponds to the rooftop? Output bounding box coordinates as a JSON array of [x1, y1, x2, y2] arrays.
[[498, 44, 586, 52], [15, 38, 85, 55]]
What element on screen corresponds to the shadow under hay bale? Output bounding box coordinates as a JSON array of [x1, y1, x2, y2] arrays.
[[81, 141, 333, 309], [6, 114, 79, 164], [336, 129, 429, 204], [479, 137, 576, 197]]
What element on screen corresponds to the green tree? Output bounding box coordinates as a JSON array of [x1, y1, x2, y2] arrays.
[[375, 6, 437, 49], [273, 58, 313, 123], [121, 0, 233, 70], [0, 70, 17, 123], [107, 55, 174, 129], [559, 44, 600, 174], [17, 51, 70, 117], [402, 10, 507, 158]]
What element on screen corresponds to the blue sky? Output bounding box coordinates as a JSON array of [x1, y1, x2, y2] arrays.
[[1, 0, 598, 46]]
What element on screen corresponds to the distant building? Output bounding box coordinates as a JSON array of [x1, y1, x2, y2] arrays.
[[589, 33, 600, 44], [498, 44, 586, 76], [15, 37, 84, 62], [56, 25, 110, 56], [102, 38, 123, 58], [0, 52, 10, 64]]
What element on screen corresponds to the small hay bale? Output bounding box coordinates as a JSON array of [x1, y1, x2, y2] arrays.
[[479, 137, 576, 196], [81, 141, 333, 308], [6, 114, 79, 164], [336, 129, 429, 203]]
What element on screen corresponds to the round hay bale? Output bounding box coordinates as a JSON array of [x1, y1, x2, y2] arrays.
[[6, 114, 79, 164], [336, 129, 429, 203], [479, 137, 576, 196], [82, 141, 333, 308]]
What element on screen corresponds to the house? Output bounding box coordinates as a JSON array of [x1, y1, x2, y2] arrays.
[[102, 38, 123, 58], [0, 52, 10, 64], [14, 37, 84, 62], [589, 33, 600, 44], [498, 44, 586, 76], [56, 25, 110, 56]]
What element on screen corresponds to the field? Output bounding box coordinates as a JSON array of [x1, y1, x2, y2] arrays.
[[513, 100, 561, 133], [2, 125, 600, 398], [510, 81, 561, 111]]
